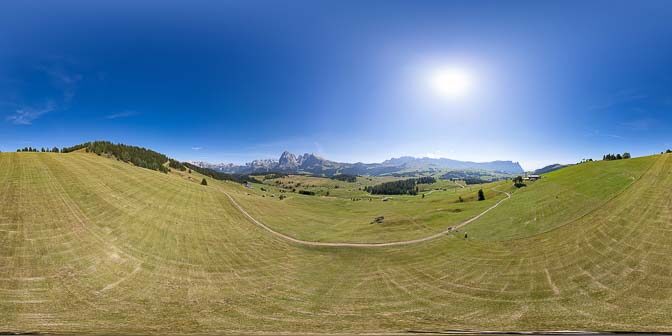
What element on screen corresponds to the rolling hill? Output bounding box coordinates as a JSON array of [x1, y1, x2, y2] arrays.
[[1, 150, 672, 334]]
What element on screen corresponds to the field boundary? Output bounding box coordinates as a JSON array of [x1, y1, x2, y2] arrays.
[[223, 188, 511, 248]]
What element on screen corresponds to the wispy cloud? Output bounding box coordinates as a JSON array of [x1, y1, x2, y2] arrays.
[[3, 61, 82, 125], [588, 89, 648, 111], [191, 147, 203, 151], [585, 129, 623, 139], [621, 118, 656, 131], [105, 110, 137, 119], [6, 102, 55, 125], [36, 63, 82, 103]]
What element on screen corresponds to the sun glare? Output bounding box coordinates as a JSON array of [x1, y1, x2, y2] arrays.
[[428, 67, 474, 99]]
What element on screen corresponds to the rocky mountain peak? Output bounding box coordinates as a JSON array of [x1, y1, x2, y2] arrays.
[[298, 153, 324, 167], [278, 151, 299, 169]]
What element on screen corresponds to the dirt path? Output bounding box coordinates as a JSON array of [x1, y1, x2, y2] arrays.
[[223, 189, 511, 248]]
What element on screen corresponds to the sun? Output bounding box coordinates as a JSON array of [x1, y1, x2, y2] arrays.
[[428, 67, 474, 99]]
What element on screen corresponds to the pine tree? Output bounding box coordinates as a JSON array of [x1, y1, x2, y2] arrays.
[[201, 178, 208, 186], [478, 189, 485, 201]]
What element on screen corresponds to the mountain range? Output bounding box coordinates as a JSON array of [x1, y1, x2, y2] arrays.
[[191, 151, 524, 176], [532, 163, 569, 175]]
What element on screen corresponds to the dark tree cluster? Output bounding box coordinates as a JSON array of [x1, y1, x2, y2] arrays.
[[80, 141, 173, 173], [416, 176, 437, 184], [168, 159, 187, 171], [464, 178, 489, 185], [298, 190, 316, 196], [603, 152, 631, 161], [183, 162, 258, 184], [61, 143, 90, 153], [330, 174, 358, 183], [512, 176, 526, 188], [364, 177, 436, 195], [17, 146, 67, 153]]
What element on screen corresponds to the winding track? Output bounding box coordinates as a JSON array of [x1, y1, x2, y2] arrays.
[[223, 189, 511, 248]]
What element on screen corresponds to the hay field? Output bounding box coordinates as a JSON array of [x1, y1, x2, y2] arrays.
[[2, 152, 672, 334]]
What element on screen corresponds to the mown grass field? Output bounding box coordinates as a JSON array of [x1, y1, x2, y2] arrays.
[[2, 152, 672, 334], [230, 176, 510, 243]]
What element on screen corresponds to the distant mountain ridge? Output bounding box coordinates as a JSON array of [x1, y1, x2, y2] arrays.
[[532, 163, 569, 175], [191, 151, 524, 176]]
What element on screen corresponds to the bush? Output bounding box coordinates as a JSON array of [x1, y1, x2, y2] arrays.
[[298, 190, 315, 196], [478, 189, 485, 201], [201, 178, 208, 186], [512, 176, 526, 188]]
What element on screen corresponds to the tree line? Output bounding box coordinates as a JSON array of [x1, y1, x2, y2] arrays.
[[603, 152, 631, 161], [330, 174, 358, 182], [81, 141, 178, 173], [34, 140, 258, 185], [168, 159, 186, 171], [364, 176, 436, 195], [16, 147, 60, 152], [183, 162, 257, 184]]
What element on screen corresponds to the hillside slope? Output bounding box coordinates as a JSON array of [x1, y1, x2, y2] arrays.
[[2, 152, 672, 334]]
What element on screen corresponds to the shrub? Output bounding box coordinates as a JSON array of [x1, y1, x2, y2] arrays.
[[478, 189, 485, 201], [513, 176, 526, 188], [201, 178, 208, 186]]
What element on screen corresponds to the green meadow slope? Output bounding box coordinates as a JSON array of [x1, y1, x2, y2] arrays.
[[1, 152, 672, 334]]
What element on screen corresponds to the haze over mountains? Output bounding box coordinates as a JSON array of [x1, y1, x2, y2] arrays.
[[191, 151, 524, 176]]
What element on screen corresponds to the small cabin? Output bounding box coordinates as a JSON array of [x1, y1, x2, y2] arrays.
[[528, 174, 541, 181]]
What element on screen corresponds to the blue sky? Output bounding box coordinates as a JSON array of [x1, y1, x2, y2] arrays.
[[1, 0, 671, 169]]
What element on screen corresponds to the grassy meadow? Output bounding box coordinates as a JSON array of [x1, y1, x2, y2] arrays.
[[228, 175, 510, 243], [2, 151, 672, 334]]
